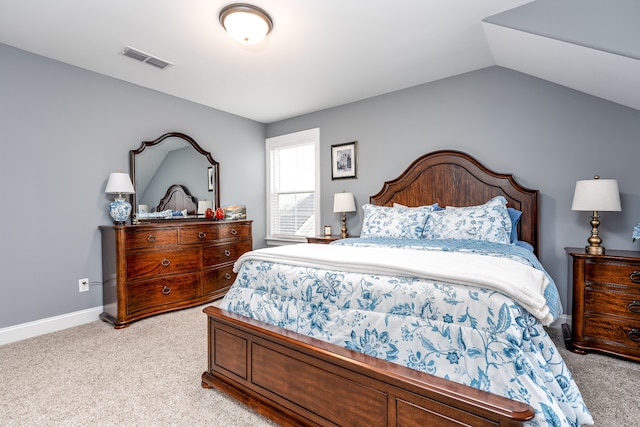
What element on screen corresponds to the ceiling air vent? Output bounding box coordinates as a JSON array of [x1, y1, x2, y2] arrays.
[[120, 46, 173, 70]]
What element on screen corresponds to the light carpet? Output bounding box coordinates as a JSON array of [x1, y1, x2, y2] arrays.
[[0, 303, 637, 426]]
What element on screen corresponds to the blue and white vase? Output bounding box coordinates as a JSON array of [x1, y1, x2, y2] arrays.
[[109, 196, 132, 224]]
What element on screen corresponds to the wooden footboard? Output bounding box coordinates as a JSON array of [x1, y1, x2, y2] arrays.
[[201, 306, 534, 427]]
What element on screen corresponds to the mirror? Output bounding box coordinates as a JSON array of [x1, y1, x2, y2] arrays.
[[130, 132, 220, 218]]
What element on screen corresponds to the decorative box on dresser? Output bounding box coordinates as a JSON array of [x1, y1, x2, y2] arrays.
[[100, 220, 252, 328], [564, 247, 640, 362]]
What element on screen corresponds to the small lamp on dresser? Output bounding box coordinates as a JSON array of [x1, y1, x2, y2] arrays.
[[105, 172, 135, 224], [333, 192, 356, 239], [571, 175, 621, 255]]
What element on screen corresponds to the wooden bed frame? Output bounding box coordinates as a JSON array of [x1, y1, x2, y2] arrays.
[[201, 150, 539, 426]]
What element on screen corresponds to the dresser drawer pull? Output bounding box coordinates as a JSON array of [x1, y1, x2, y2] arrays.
[[224, 250, 231, 257], [161, 286, 171, 295], [198, 232, 206, 239], [630, 271, 640, 283], [147, 234, 157, 243], [629, 301, 640, 313], [225, 273, 232, 280], [231, 229, 238, 235], [628, 329, 640, 342], [161, 258, 171, 267]]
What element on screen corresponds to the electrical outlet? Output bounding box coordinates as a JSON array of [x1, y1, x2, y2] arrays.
[[78, 278, 89, 292]]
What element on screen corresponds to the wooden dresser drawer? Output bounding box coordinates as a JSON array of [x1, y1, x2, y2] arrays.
[[127, 273, 200, 314], [584, 260, 640, 287], [203, 240, 252, 267], [203, 265, 237, 295], [126, 229, 178, 249], [126, 248, 201, 279], [217, 223, 251, 240], [179, 226, 218, 245]]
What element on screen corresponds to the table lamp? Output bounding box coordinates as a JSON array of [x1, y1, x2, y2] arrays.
[[333, 192, 356, 238], [571, 175, 621, 255], [105, 172, 135, 224]]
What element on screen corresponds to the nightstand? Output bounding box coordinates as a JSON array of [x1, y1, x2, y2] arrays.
[[564, 247, 640, 362], [306, 235, 342, 244]]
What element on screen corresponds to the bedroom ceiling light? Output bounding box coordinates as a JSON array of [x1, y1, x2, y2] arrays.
[[219, 3, 273, 44], [571, 175, 621, 255], [334, 192, 356, 239], [105, 172, 135, 225]]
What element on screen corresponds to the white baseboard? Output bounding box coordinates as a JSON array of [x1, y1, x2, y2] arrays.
[[0, 306, 102, 346]]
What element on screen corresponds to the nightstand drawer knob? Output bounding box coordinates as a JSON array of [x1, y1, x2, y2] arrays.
[[198, 232, 207, 239], [630, 271, 640, 283], [161, 285, 171, 295], [629, 301, 640, 313], [161, 258, 171, 267], [629, 329, 640, 342], [147, 234, 157, 243]]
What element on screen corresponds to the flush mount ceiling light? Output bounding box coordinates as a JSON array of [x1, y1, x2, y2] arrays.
[[219, 3, 273, 45]]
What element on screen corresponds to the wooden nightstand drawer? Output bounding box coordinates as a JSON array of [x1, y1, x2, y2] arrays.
[[584, 315, 640, 351], [585, 288, 640, 318], [584, 259, 640, 287]]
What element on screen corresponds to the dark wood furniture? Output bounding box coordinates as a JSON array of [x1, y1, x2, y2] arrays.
[[564, 247, 640, 361], [156, 184, 198, 214], [306, 235, 342, 244], [100, 220, 251, 328], [201, 150, 538, 426]]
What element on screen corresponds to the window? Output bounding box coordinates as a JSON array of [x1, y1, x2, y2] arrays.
[[266, 128, 320, 243]]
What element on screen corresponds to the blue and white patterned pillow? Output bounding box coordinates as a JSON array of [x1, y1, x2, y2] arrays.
[[423, 196, 512, 244], [361, 204, 434, 239]]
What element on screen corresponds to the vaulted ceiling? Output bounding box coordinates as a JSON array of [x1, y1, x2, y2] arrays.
[[1, 0, 637, 123]]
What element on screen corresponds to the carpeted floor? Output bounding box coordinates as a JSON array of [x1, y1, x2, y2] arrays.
[[0, 304, 637, 426]]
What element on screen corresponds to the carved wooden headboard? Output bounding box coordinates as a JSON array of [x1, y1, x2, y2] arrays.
[[370, 150, 539, 254], [156, 184, 198, 215]]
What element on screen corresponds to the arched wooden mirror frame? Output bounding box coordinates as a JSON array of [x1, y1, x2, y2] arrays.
[[130, 132, 220, 219]]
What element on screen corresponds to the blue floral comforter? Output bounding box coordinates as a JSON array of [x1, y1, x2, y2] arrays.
[[220, 238, 593, 427]]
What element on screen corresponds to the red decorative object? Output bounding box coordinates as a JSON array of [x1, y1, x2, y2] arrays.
[[204, 208, 214, 219], [215, 207, 225, 220]]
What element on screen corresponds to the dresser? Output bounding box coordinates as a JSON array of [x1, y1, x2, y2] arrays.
[[564, 247, 640, 361], [100, 220, 252, 328]]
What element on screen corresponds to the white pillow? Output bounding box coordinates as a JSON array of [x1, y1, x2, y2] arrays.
[[423, 196, 512, 244], [361, 204, 434, 239]]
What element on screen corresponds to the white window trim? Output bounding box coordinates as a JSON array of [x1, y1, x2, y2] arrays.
[[265, 128, 320, 245]]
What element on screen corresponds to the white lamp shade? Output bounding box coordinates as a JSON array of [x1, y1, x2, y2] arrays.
[[105, 172, 135, 195], [571, 178, 621, 211], [333, 192, 356, 213]]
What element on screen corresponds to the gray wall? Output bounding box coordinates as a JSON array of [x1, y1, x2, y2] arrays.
[[3, 41, 640, 329], [0, 43, 266, 328], [266, 66, 640, 316]]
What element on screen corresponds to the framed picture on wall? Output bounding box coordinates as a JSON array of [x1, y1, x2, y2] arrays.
[[207, 167, 214, 192], [331, 141, 358, 180]]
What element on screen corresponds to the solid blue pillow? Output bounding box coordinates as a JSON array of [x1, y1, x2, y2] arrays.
[[507, 207, 522, 244]]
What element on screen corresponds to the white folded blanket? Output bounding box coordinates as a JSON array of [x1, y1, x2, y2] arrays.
[[234, 243, 553, 325]]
